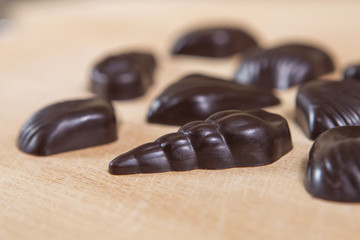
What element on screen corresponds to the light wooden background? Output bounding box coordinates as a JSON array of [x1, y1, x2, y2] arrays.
[[1, 1, 360, 239]]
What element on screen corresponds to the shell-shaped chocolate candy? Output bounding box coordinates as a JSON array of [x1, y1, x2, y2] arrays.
[[295, 80, 360, 140], [305, 126, 360, 202], [90, 52, 156, 100], [18, 98, 117, 156], [109, 109, 292, 175], [171, 27, 258, 58], [344, 64, 360, 81], [147, 74, 280, 126], [234, 44, 335, 89]]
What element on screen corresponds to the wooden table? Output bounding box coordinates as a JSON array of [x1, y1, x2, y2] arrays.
[[1, 1, 360, 239]]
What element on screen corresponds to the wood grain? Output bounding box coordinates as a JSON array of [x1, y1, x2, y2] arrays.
[[1, 1, 360, 239]]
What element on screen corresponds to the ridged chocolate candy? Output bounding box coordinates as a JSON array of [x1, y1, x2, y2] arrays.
[[234, 44, 335, 89], [171, 27, 258, 58], [109, 109, 292, 175], [305, 126, 360, 202], [147, 74, 280, 126], [90, 52, 156, 100], [295, 80, 360, 140], [18, 98, 117, 156]]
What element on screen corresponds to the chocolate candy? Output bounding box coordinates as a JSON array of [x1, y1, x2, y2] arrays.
[[295, 79, 360, 140], [344, 64, 360, 81], [109, 109, 292, 175], [90, 52, 156, 100], [234, 44, 335, 89], [147, 74, 280, 126], [171, 27, 258, 58], [305, 126, 360, 202], [18, 98, 117, 156]]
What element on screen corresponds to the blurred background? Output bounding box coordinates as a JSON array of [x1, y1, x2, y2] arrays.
[[2, 0, 359, 119]]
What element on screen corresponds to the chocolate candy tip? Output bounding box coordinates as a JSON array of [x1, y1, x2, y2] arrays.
[[109, 152, 141, 175]]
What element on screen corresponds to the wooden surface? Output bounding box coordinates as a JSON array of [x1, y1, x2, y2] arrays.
[[1, 1, 360, 239]]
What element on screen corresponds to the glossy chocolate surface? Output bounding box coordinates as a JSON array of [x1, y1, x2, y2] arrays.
[[171, 27, 258, 58], [109, 109, 292, 175], [305, 126, 360, 202], [18, 98, 117, 156], [90, 52, 156, 100], [344, 64, 360, 81], [234, 44, 335, 89], [295, 80, 360, 140], [147, 74, 280, 126]]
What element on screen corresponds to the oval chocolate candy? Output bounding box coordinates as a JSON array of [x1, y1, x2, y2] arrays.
[[305, 126, 360, 202], [234, 43, 335, 89], [109, 109, 293, 175], [17, 98, 118, 156], [171, 26, 258, 58], [147, 74, 280, 126], [295, 79, 360, 140], [90, 52, 156, 100]]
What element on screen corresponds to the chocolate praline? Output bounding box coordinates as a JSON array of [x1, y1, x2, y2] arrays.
[[90, 52, 156, 100], [295, 79, 360, 140], [305, 126, 360, 202], [147, 74, 280, 126], [234, 43, 335, 89], [110, 109, 292, 175], [171, 26, 259, 58], [18, 98, 118, 156]]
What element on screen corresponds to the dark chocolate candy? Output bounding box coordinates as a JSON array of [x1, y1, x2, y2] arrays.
[[171, 27, 258, 58], [109, 109, 292, 175], [344, 64, 360, 81], [147, 74, 280, 126], [18, 98, 117, 156], [295, 79, 360, 140], [305, 126, 360, 202], [234, 44, 335, 89], [90, 52, 156, 100]]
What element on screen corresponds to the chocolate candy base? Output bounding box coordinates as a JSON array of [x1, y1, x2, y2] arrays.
[[18, 98, 118, 156], [90, 52, 156, 100], [305, 126, 360, 202], [295, 79, 360, 140], [110, 109, 292, 175]]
